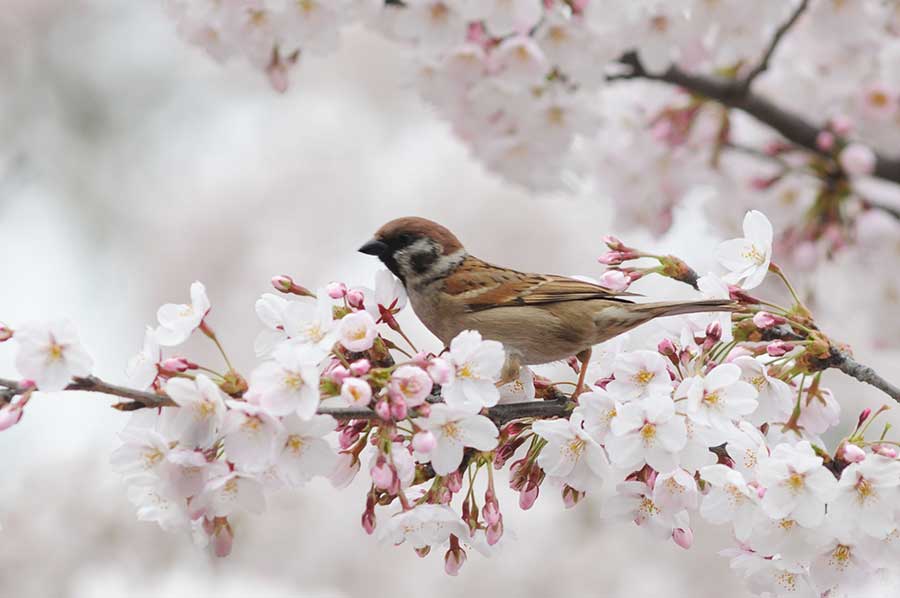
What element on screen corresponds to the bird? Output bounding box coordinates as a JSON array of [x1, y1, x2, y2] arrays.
[[358, 216, 735, 397]]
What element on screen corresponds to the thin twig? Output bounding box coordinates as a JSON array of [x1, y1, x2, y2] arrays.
[[740, 0, 810, 92], [828, 349, 900, 404], [19, 375, 572, 425], [609, 53, 900, 186]]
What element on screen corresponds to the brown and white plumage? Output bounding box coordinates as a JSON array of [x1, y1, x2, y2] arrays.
[[359, 217, 735, 390]]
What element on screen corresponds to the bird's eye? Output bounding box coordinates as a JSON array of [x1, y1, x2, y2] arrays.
[[396, 233, 412, 245]]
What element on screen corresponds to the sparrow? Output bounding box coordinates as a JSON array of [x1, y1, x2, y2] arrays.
[[359, 217, 735, 396]]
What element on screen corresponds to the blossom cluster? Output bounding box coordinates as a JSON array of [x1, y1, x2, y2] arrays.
[[2, 209, 900, 596]]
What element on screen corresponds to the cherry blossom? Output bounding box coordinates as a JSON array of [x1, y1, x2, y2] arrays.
[[14, 320, 93, 391], [715, 210, 774, 290], [532, 417, 608, 492], [607, 394, 687, 473], [679, 363, 758, 431], [155, 281, 211, 346], [125, 326, 161, 390], [414, 404, 498, 475], [194, 470, 266, 518], [338, 311, 378, 353], [282, 295, 339, 355], [165, 374, 228, 448], [757, 441, 838, 528], [248, 341, 322, 418], [440, 330, 504, 413], [222, 399, 281, 472], [379, 504, 469, 550], [274, 414, 338, 487], [390, 365, 434, 407], [699, 464, 760, 541], [605, 350, 674, 401], [826, 455, 900, 539]]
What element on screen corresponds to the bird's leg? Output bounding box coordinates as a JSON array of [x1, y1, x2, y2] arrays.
[[495, 353, 522, 388], [571, 347, 592, 400]]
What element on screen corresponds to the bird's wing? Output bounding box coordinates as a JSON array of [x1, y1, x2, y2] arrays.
[[442, 256, 636, 312]]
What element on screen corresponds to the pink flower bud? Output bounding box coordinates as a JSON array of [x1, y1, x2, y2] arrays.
[[415, 545, 431, 558], [416, 403, 431, 418], [446, 471, 463, 493], [338, 426, 361, 450], [728, 285, 762, 304], [412, 430, 436, 454], [211, 519, 234, 558], [349, 359, 371, 376], [390, 401, 408, 420], [326, 282, 347, 299], [427, 358, 453, 385], [0, 404, 24, 431], [562, 485, 585, 509], [330, 365, 350, 385], [486, 519, 504, 545], [370, 460, 395, 490], [841, 443, 866, 463], [346, 290, 365, 309], [330, 453, 360, 489], [672, 527, 693, 550], [857, 408, 872, 428], [830, 114, 853, 136], [839, 143, 876, 176], [766, 341, 794, 357], [482, 500, 501, 526], [705, 322, 722, 343], [752, 311, 786, 329], [519, 482, 539, 510], [597, 250, 637, 265], [603, 235, 627, 251], [658, 338, 677, 357], [444, 545, 467, 576], [872, 444, 898, 458], [816, 131, 835, 151], [0, 323, 12, 342], [160, 356, 195, 373], [374, 399, 391, 421], [271, 274, 314, 297], [724, 347, 753, 362], [598, 269, 631, 292], [361, 509, 376, 535]]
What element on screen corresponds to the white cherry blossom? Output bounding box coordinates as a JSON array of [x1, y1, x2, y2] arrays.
[[605, 350, 674, 402], [222, 399, 281, 472], [14, 320, 93, 391], [248, 340, 322, 418], [414, 404, 498, 476], [156, 281, 211, 346], [715, 210, 774, 290], [440, 330, 504, 413], [282, 295, 338, 355], [338, 311, 378, 353], [826, 454, 900, 539], [275, 414, 337, 487], [194, 470, 266, 518], [165, 374, 228, 449], [607, 394, 687, 473], [379, 503, 469, 549], [757, 441, 838, 528], [532, 418, 608, 492], [126, 326, 161, 390], [679, 363, 758, 431], [699, 464, 760, 541]]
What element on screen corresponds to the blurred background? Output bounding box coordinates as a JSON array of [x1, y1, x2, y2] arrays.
[[1, 2, 898, 597]]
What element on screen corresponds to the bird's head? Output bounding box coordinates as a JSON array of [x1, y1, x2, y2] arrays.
[[358, 217, 465, 285]]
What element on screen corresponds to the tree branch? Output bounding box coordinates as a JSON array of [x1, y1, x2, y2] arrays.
[[740, 0, 810, 92], [0, 375, 572, 425], [610, 55, 900, 188], [827, 349, 900, 404]]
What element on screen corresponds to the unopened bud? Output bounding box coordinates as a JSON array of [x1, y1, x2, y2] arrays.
[[412, 430, 436, 454], [370, 460, 394, 490], [872, 444, 898, 459], [672, 527, 693, 550], [446, 470, 463, 493], [361, 509, 376, 535], [598, 269, 631, 292], [658, 338, 677, 357], [841, 443, 866, 463], [816, 130, 835, 151], [271, 274, 315, 297], [705, 322, 722, 343], [444, 543, 467, 576], [374, 399, 391, 421], [160, 356, 196, 373], [603, 235, 628, 251], [346, 290, 365, 309], [830, 114, 853, 136], [766, 340, 794, 357], [349, 359, 371, 376], [486, 519, 504, 545], [857, 408, 872, 429], [415, 545, 431, 558], [728, 285, 761, 304], [329, 365, 350, 385], [415, 403, 431, 418], [427, 358, 453, 385], [338, 426, 361, 450], [0, 404, 24, 431], [519, 482, 539, 510], [211, 518, 234, 558], [326, 282, 347, 299], [562, 485, 585, 509], [752, 311, 785, 329], [390, 401, 408, 420], [0, 323, 12, 342]]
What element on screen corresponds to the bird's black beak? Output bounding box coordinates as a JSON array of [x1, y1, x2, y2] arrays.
[[358, 238, 388, 257]]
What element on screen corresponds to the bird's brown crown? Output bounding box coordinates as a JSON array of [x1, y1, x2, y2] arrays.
[[374, 217, 464, 255]]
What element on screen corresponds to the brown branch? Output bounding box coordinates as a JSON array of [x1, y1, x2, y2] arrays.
[[610, 54, 900, 187], [827, 349, 900, 404], [6, 375, 572, 425], [740, 0, 810, 92]]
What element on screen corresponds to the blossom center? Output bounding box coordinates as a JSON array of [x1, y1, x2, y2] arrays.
[[638, 496, 660, 516], [197, 399, 217, 420], [284, 372, 304, 390], [457, 364, 474, 379], [143, 448, 164, 468], [786, 471, 805, 493], [702, 390, 721, 407], [632, 369, 655, 386], [829, 544, 851, 570], [441, 422, 461, 441], [868, 90, 889, 107], [242, 416, 262, 432], [741, 245, 766, 265], [778, 518, 797, 531], [224, 478, 239, 495], [749, 375, 766, 390], [429, 3, 449, 22], [48, 342, 64, 361], [564, 437, 586, 460], [855, 477, 874, 502], [287, 434, 305, 454], [640, 423, 657, 444]]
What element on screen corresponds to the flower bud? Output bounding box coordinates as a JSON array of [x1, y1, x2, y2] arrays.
[[872, 444, 898, 458], [562, 485, 585, 509], [415, 403, 431, 418], [482, 499, 501, 526], [211, 518, 234, 558], [486, 519, 504, 545], [160, 356, 196, 373], [349, 359, 371, 376], [603, 235, 628, 251], [338, 426, 361, 450], [444, 543, 467, 576], [326, 282, 347, 299], [329, 365, 350, 385], [361, 509, 376, 535], [518, 482, 539, 510], [374, 399, 391, 421], [658, 338, 677, 357], [839, 143, 876, 176], [346, 290, 365, 309], [598, 269, 631, 292], [830, 114, 853, 136], [766, 340, 794, 357], [412, 430, 436, 454], [752, 311, 784, 329], [370, 460, 395, 490], [857, 408, 872, 429], [672, 527, 693, 550], [390, 400, 408, 420], [0, 403, 24, 431], [427, 358, 453, 385], [816, 130, 835, 151], [597, 251, 636, 266], [446, 471, 463, 493], [415, 546, 431, 558], [705, 322, 722, 343], [841, 443, 866, 463], [0, 323, 12, 342], [271, 274, 315, 297]]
